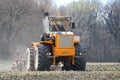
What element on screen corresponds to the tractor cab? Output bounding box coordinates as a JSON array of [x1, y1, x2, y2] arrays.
[[48, 16, 71, 32], [43, 16, 75, 34]]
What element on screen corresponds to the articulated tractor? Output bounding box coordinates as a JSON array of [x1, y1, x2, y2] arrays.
[[26, 13, 86, 71]]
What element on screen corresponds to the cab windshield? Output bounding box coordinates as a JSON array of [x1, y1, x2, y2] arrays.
[[49, 17, 71, 32]]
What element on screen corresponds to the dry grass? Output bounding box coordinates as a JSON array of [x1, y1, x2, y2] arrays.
[[0, 62, 120, 80]]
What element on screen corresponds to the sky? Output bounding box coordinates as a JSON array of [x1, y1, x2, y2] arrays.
[[55, 0, 77, 7], [54, 0, 108, 7]]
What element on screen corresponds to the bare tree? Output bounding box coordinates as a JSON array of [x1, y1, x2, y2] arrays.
[[104, 0, 120, 43], [59, 0, 120, 62], [0, 0, 55, 59]]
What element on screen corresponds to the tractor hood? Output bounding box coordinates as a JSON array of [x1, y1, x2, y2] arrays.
[[50, 32, 74, 37]]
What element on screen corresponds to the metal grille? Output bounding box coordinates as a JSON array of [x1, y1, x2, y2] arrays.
[[59, 35, 73, 48]]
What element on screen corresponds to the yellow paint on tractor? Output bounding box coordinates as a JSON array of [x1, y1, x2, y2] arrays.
[[53, 34, 75, 56], [31, 33, 80, 65], [53, 48, 75, 56]]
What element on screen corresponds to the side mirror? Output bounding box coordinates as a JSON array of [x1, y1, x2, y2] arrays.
[[72, 22, 75, 29]]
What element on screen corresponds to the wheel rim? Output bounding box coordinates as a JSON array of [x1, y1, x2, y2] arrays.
[[26, 48, 30, 70]]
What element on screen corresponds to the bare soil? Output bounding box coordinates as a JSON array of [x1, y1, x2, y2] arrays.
[[0, 61, 120, 80]]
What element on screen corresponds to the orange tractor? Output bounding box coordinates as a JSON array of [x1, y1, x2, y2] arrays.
[[26, 13, 86, 71]]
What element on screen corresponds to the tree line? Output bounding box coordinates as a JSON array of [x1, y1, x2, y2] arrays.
[[60, 0, 120, 62]]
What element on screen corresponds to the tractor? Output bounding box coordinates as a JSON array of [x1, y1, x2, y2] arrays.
[[26, 12, 86, 71]]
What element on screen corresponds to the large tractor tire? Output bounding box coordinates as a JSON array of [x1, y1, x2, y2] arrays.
[[35, 44, 51, 71], [26, 47, 35, 71], [72, 44, 86, 71]]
